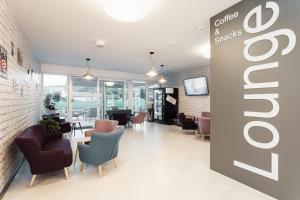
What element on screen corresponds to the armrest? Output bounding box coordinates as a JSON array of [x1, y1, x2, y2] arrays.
[[78, 143, 91, 152], [78, 144, 94, 164]]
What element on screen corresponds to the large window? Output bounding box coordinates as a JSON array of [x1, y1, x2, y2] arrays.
[[104, 81, 125, 117], [43, 74, 68, 118], [71, 77, 97, 127], [132, 81, 146, 112], [43, 75, 149, 121]]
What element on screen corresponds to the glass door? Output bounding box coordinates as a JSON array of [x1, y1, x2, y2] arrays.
[[71, 76, 97, 128], [132, 81, 146, 112], [103, 81, 125, 118], [43, 74, 68, 119]]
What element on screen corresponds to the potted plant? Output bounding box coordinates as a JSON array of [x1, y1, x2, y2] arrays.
[[39, 119, 60, 134]]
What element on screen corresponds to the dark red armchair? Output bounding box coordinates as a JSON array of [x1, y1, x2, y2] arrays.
[[112, 112, 130, 126], [14, 125, 72, 188], [177, 113, 198, 132]]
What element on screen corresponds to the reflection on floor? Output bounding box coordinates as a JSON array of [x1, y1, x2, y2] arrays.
[[4, 123, 275, 200]]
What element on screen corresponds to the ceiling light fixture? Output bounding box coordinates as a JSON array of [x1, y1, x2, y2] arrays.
[[105, 81, 115, 87], [196, 26, 204, 31], [104, 0, 149, 22], [83, 58, 94, 80], [158, 64, 167, 84], [146, 51, 157, 77]]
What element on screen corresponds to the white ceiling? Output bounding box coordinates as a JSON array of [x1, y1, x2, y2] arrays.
[[9, 0, 240, 74]]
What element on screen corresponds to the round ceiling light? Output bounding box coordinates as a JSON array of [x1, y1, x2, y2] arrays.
[[104, 0, 149, 22]]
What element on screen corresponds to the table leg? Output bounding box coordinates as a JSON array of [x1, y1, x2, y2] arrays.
[[72, 123, 76, 137], [74, 143, 79, 167], [78, 122, 83, 134]]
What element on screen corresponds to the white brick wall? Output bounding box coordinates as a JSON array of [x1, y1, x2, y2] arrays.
[[0, 0, 41, 191], [164, 66, 210, 117]]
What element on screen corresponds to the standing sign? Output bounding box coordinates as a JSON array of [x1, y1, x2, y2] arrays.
[[210, 0, 298, 199]]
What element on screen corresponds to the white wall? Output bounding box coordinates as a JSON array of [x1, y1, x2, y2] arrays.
[[41, 63, 149, 81], [0, 0, 42, 191], [163, 66, 210, 117]]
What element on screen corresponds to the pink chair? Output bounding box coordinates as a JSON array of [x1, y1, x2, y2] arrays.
[[197, 115, 210, 140], [131, 112, 147, 127], [201, 112, 210, 117], [85, 120, 118, 137]]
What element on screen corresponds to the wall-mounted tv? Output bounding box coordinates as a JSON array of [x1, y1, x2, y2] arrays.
[[183, 77, 208, 96]]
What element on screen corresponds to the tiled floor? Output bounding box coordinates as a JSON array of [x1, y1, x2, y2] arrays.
[[4, 123, 275, 200]]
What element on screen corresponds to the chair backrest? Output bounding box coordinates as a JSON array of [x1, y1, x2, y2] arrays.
[[89, 127, 125, 164], [197, 117, 210, 136], [201, 112, 210, 118], [94, 120, 118, 132], [177, 113, 186, 125], [14, 125, 49, 157], [111, 106, 119, 110], [132, 112, 147, 123]]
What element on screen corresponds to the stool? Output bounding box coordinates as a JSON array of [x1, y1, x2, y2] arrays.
[[72, 122, 83, 136]]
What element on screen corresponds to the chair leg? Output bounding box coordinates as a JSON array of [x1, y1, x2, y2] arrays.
[[113, 159, 117, 168], [80, 163, 84, 172], [64, 168, 69, 180], [28, 175, 36, 188], [98, 165, 103, 176]]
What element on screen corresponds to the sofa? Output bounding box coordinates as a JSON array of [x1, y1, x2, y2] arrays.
[[14, 125, 73, 187], [85, 119, 118, 137], [78, 127, 125, 176]]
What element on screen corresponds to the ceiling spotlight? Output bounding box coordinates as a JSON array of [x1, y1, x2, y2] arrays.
[[146, 52, 158, 77], [83, 58, 94, 80], [104, 0, 149, 22], [169, 41, 176, 46], [96, 40, 106, 48], [196, 26, 204, 31]]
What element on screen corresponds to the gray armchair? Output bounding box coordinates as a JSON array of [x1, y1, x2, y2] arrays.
[[78, 127, 124, 176]]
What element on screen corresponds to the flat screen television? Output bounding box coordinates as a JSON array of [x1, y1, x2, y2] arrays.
[[183, 77, 208, 96]]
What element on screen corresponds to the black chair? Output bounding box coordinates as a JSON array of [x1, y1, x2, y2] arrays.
[[177, 113, 197, 132], [112, 112, 129, 126]]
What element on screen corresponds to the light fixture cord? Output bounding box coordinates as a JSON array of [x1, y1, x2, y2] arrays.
[[86, 59, 91, 71], [150, 53, 155, 68]]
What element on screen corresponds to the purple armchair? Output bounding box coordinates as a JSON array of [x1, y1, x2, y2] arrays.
[[131, 112, 147, 127], [177, 113, 197, 132], [14, 125, 72, 187]]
